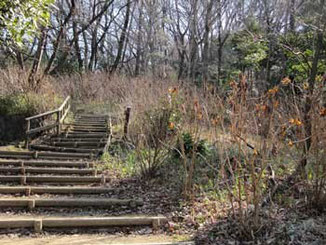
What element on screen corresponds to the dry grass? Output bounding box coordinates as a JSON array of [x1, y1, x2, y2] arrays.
[[1, 67, 325, 242]]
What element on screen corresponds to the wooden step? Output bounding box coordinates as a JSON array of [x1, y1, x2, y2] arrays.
[[68, 128, 108, 133], [66, 123, 108, 127], [0, 215, 166, 232], [0, 198, 143, 209], [63, 133, 109, 138], [49, 142, 106, 148], [50, 138, 107, 143], [48, 142, 106, 147], [75, 113, 109, 118], [69, 125, 108, 129], [0, 167, 98, 175], [0, 186, 114, 195], [0, 175, 105, 185], [74, 118, 107, 122], [30, 145, 101, 154], [0, 151, 93, 160], [0, 159, 94, 168]]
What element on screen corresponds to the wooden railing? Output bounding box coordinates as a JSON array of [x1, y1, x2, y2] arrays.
[[25, 96, 71, 148]]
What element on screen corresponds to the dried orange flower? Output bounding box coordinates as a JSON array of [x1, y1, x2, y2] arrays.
[[211, 118, 218, 126], [268, 86, 279, 95], [303, 82, 309, 90], [168, 122, 175, 130], [256, 104, 268, 112], [289, 118, 302, 126], [197, 111, 203, 120], [281, 77, 292, 85], [288, 140, 294, 147], [320, 107, 326, 117], [253, 149, 258, 156], [168, 87, 178, 95]]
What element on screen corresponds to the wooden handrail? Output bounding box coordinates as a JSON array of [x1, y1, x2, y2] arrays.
[[25, 96, 71, 148], [25, 109, 59, 121]]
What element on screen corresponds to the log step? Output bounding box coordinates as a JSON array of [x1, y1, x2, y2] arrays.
[[50, 138, 107, 143], [0, 215, 166, 232], [66, 123, 108, 127], [69, 125, 108, 129], [0, 198, 143, 208], [62, 133, 109, 138], [0, 151, 92, 160], [74, 119, 107, 122], [68, 128, 108, 133], [0, 186, 114, 195], [30, 145, 101, 154], [0, 159, 94, 168], [0, 167, 98, 176], [48, 142, 106, 147], [0, 175, 104, 185]]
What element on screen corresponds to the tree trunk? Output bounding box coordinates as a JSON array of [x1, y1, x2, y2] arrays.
[[135, 0, 143, 76], [73, 20, 83, 72], [202, 0, 213, 87], [110, 0, 131, 74], [188, 0, 199, 82], [289, 0, 296, 33], [28, 29, 47, 90], [300, 30, 323, 173]]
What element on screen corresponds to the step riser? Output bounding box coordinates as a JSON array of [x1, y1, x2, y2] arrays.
[[68, 129, 108, 133], [0, 151, 91, 159], [30, 145, 100, 154], [49, 142, 106, 147], [0, 187, 113, 195], [0, 216, 166, 232], [0, 160, 93, 168], [63, 134, 108, 138], [0, 168, 97, 176], [0, 199, 142, 208], [50, 138, 106, 142], [0, 176, 104, 184]]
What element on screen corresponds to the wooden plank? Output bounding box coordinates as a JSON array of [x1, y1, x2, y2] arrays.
[[51, 142, 105, 147], [60, 104, 71, 123], [57, 96, 71, 111], [0, 219, 35, 229], [30, 145, 100, 154], [0, 167, 97, 175], [50, 138, 106, 142], [25, 110, 58, 121], [0, 160, 92, 168], [43, 216, 165, 228], [26, 123, 58, 135], [0, 198, 143, 208], [0, 186, 113, 195], [0, 216, 167, 230], [0, 151, 91, 159], [0, 175, 103, 184]]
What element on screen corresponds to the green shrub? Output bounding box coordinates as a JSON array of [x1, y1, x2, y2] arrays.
[[0, 92, 61, 116], [174, 132, 208, 158]]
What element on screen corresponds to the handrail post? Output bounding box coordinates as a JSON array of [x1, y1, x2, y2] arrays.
[[57, 110, 61, 135], [124, 106, 131, 139], [25, 120, 31, 149]]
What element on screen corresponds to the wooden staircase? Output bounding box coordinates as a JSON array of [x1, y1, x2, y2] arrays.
[[0, 98, 166, 233]]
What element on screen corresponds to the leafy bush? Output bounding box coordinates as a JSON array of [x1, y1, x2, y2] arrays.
[[174, 132, 208, 158], [0, 92, 61, 116]]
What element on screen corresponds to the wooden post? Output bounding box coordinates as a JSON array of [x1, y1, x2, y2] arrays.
[[57, 110, 61, 135], [124, 106, 131, 139], [25, 120, 31, 149]]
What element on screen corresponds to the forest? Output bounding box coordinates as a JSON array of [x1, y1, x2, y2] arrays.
[[0, 0, 325, 244]]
